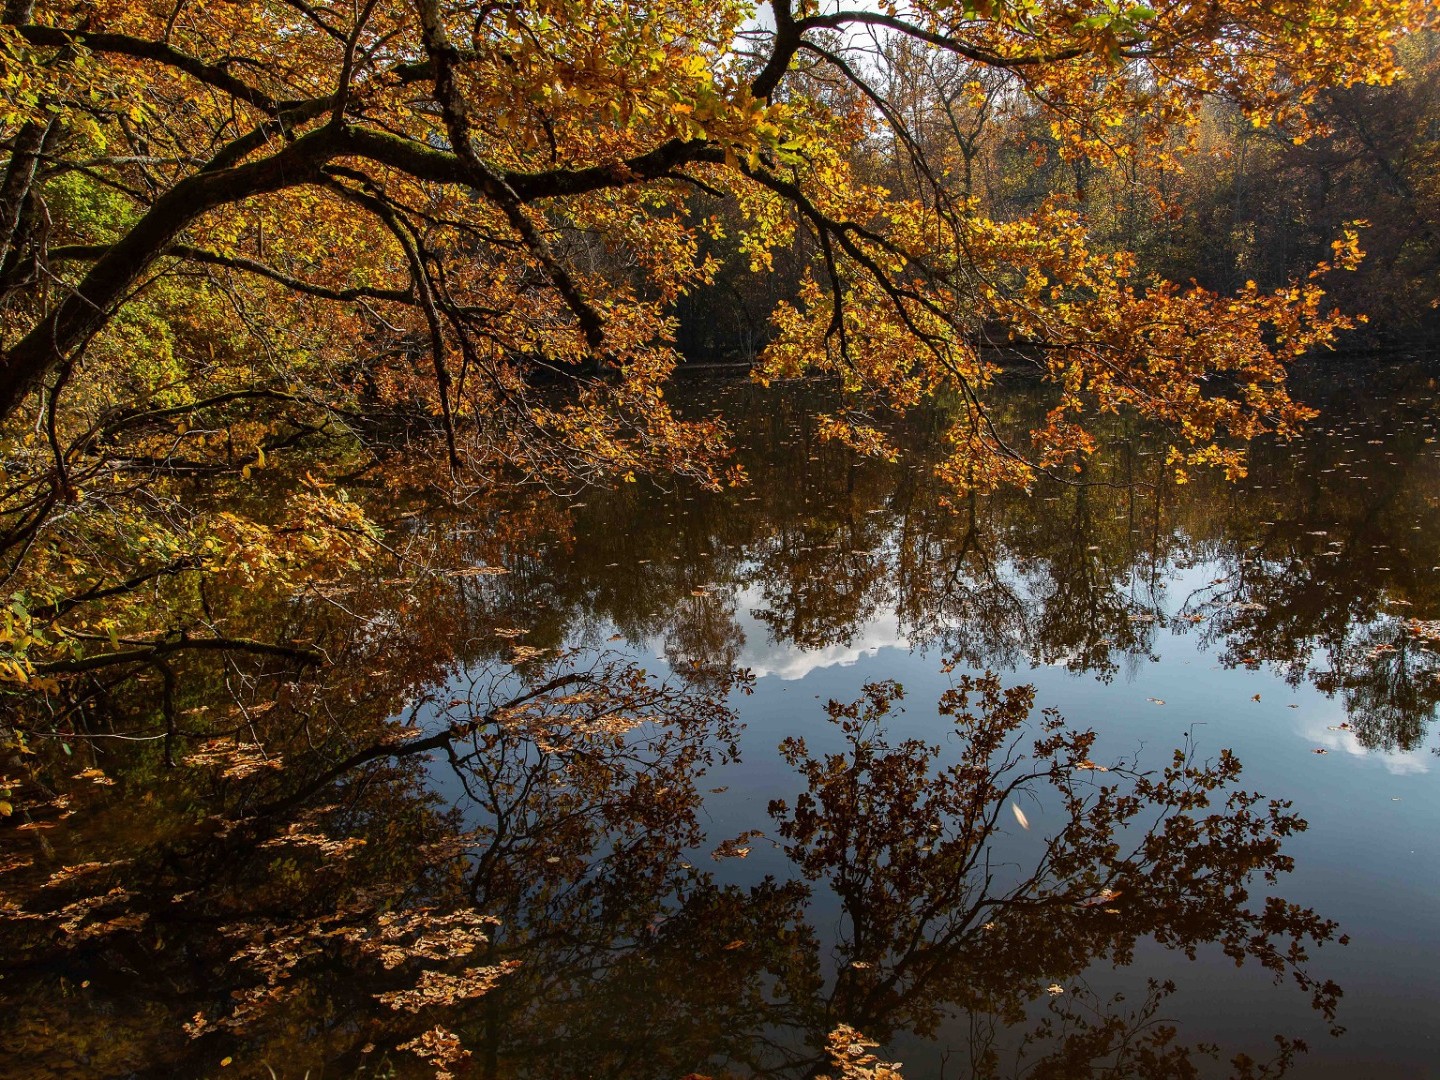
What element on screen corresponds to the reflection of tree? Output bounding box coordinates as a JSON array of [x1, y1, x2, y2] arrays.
[[1313, 622, 1440, 752], [766, 674, 1341, 1077], [0, 651, 744, 1078], [7, 363, 1436, 1074], [663, 589, 747, 690], [640, 369, 1440, 745], [751, 526, 894, 652], [3, 663, 1343, 1078], [437, 367, 1440, 750], [894, 486, 1031, 673], [709, 389, 1177, 683], [1013, 465, 1168, 682], [472, 371, 1440, 737], [1172, 361, 1440, 749]]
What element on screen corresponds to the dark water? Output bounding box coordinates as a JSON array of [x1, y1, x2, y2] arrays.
[[4, 356, 1439, 1078]]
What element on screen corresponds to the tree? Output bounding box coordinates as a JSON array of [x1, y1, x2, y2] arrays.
[[1, 0, 1430, 454], [0, 0, 1429, 692], [1156, 30, 1440, 336]]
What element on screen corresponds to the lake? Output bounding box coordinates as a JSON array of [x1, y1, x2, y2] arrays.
[[3, 354, 1438, 1078]]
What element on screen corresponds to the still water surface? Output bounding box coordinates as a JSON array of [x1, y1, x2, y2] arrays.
[[435, 356, 1440, 1077], [5, 356, 1439, 1078]]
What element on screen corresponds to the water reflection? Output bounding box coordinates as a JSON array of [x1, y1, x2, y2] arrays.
[[513, 359, 1440, 750], [4, 357, 1439, 1076], [0, 655, 1341, 1078], [0, 650, 743, 1078]]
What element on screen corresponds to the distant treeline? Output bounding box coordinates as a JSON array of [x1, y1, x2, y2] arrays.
[[673, 30, 1440, 362]]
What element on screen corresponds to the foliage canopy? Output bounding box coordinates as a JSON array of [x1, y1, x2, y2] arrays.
[[0, 0, 1432, 479]]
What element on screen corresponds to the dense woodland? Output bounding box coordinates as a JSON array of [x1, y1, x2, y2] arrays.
[[1, 0, 1438, 1076], [676, 29, 1440, 360]]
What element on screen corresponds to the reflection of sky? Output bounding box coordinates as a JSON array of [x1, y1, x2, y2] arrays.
[[646, 541, 1439, 770], [696, 568, 1440, 1079], [1302, 712, 1431, 774], [477, 384, 1440, 1075], [443, 555, 1440, 1073], [730, 584, 910, 680]]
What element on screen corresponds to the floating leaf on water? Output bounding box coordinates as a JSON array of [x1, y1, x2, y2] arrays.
[[713, 830, 763, 859], [1147, 697, 1166, 705]]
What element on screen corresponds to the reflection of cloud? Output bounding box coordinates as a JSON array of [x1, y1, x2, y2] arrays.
[[1302, 715, 1431, 775], [733, 585, 910, 681]]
